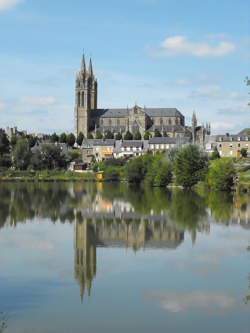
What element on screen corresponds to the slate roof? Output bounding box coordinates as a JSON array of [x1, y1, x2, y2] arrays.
[[216, 135, 250, 142], [92, 108, 183, 118], [82, 139, 115, 147], [121, 140, 144, 148], [151, 125, 186, 132], [149, 137, 189, 144]]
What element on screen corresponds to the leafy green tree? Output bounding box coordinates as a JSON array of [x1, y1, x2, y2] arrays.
[[10, 136, 17, 146], [96, 131, 103, 139], [125, 157, 144, 183], [104, 130, 114, 139], [207, 158, 236, 191], [87, 132, 94, 139], [144, 132, 150, 140], [0, 129, 9, 155], [241, 148, 248, 158], [210, 147, 220, 160], [154, 163, 172, 187], [13, 139, 31, 170], [115, 132, 122, 140], [154, 129, 162, 137], [30, 148, 42, 170], [28, 135, 36, 148], [50, 132, 59, 143], [77, 132, 84, 146], [174, 144, 208, 188], [124, 131, 133, 140], [145, 154, 172, 187], [60, 132, 67, 143], [40, 144, 67, 169], [133, 131, 142, 140], [67, 133, 76, 147]]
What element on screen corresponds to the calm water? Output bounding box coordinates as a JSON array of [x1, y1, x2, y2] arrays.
[[0, 182, 249, 333]]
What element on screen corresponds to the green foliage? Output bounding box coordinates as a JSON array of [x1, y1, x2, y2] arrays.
[[0, 129, 9, 155], [67, 133, 76, 147], [0, 154, 11, 168], [39, 144, 67, 169], [10, 135, 17, 146], [174, 144, 208, 188], [104, 166, 120, 181], [125, 156, 144, 183], [207, 158, 236, 191], [13, 138, 31, 170], [124, 131, 133, 140], [68, 148, 82, 162], [104, 130, 114, 139], [28, 135, 36, 148], [133, 131, 141, 140], [241, 148, 248, 158], [30, 148, 42, 170], [60, 132, 67, 143], [115, 132, 122, 140], [87, 132, 94, 139], [210, 147, 220, 160], [144, 131, 150, 140], [95, 131, 103, 139], [50, 132, 59, 143], [154, 129, 162, 137], [76, 132, 84, 146], [145, 154, 172, 187]]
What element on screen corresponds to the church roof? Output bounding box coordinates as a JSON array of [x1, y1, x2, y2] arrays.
[[92, 108, 183, 118]]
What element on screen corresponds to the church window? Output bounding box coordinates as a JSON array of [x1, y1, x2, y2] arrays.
[[160, 118, 163, 125], [169, 119, 172, 125], [81, 92, 84, 107], [78, 92, 80, 106], [117, 119, 120, 126]]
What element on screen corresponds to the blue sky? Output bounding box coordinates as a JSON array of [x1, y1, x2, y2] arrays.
[[0, 0, 249, 134]]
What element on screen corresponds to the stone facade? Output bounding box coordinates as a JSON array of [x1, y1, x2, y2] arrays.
[[74, 52, 210, 143]]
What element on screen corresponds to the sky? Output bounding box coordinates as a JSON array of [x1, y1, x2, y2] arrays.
[[0, 0, 249, 134]]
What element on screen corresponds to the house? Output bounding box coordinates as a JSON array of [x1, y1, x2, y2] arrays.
[[148, 137, 189, 153], [216, 134, 250, 157], [114, 140, 144, 159]]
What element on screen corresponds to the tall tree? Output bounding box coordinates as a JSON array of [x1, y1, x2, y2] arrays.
[[0, 129, 9, 155], [60, 132, 67, 143], [133, 131, 142, 140], [67, 133, 76, 147], [77, 132, 84, 146], [13, 139, 31, 170], [50, 132, 59, 143]]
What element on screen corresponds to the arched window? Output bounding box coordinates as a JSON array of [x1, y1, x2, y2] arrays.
[[81, 92, 84, 107], [169, 118, 172, 125], [78, 92, 80, 106], [160, 118, 163, 125], [117, 119, 120, 126]]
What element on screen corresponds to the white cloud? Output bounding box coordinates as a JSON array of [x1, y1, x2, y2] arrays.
[[147, 290, 235, 313], [156, 35, 235, 57], [0, 0, 21, 10], [211, 121, 235, 131], [191, 85, 243, 100], [20, 96, 56, 108]]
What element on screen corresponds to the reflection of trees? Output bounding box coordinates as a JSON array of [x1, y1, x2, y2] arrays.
[[206, 191, 234, 224]]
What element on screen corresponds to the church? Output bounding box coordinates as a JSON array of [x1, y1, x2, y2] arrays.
[[74, 52, 210, 144]]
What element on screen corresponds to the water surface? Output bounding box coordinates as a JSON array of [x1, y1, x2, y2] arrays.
[[0, 182, 249, 333]]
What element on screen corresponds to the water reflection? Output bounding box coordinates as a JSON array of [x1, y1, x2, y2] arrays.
[[0, 181, 250, 305]]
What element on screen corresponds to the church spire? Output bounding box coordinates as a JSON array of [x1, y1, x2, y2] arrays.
[[192, 111, 197, 128], [88, 58, 94, 77], [81, 51, 86, 73]]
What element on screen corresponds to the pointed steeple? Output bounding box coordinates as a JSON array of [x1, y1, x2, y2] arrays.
[[81, 51, 86, 73], [192, 111, 197, 128], [88, 58, 94, 77]]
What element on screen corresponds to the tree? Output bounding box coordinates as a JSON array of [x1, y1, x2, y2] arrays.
[[50, 132, 59, 143], [124, 131, 133, 140], [67, 133, 76, 147], [115, 132, 122, 140], [30, 148, 42, 170], [144, 132, 150, 140], [87, 132, 94, 139], [13, 139, 31, 170], [77, 132, 84, 146], [241, 148, 248, 158], [125, 157, 144, 183], [96, 131, 103, 139], [133, 131, 141, 140], [210, 147, 220, 160], [10, 135, 17, 146], [207, 158, 235, 191], [60, 132, 67, 143], [154, 163, 172, 187], [154, 129, 162, 137], [0, 129, 9, 155], [28, 135, 36, 148], [40, 144, 67, 169], [174, 144, 208, 188], [145, 154, 172, 187], [104, 130, 114, 139]]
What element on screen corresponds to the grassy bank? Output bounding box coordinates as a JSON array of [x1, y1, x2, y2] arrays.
[[0, 169, 96, 182]]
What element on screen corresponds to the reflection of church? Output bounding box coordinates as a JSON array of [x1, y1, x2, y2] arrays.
[[73, 216, 184, 302]]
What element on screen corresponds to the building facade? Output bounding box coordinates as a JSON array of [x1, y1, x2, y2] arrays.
[[74, 52, 210, 143]]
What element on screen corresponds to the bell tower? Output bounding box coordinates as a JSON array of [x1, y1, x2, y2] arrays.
[[74, 52, 98, 138]]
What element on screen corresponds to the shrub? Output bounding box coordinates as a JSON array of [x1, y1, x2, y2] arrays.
[[154, 129, 162, 137], [124, 131, 133, 140], [96, 131, 103, 139], [174, 144, 208, 188], [87, 132, 94, 139], [104, 131, 114, 139], [125, 157, 144, 183], [210, 148, 220, 160], [241, 148, 248, 158], [207, 158, 236, 191]]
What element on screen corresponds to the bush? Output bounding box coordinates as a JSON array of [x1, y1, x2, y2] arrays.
[[207, 158, 236, 191], [210, 148, 220, 160], [174, 144, 208, 188], [133, 131, 141, 140], [154, 129, 162, 137], [104, 131, 114, 139], [241, 148, 248, 158], [96, 131, 103, 139], [87, 132, 94, 139], [124, 131, 133, 140]]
